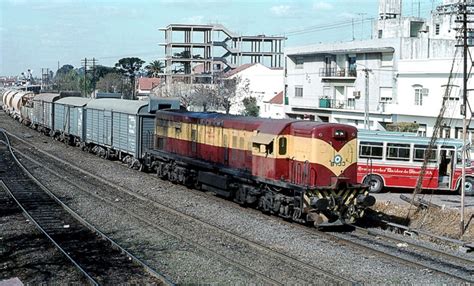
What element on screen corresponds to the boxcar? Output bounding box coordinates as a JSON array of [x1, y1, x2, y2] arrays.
[[32, 93, 62, 134], [84, 99, 156, 162], [53, 97, 91, 144]]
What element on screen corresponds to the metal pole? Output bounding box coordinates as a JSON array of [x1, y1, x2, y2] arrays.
[[364, 69, 370, 129], [461, 0, 467, 236]]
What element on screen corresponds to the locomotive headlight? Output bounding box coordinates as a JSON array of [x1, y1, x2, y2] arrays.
[[333, 129, 346, 139]]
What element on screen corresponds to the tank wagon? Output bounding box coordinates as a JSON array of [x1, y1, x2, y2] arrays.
[[144, 111, 375, 226]]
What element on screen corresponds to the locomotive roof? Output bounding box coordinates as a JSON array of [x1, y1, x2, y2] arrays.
[[157, 110, 297, 133], [56, 97, 92, 107], [86, 98, 150, 115], [33, 93, 62, 103]]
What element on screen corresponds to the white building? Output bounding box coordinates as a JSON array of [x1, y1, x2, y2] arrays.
[[285, 0, 474, 140], [224, 63, 284, 116]]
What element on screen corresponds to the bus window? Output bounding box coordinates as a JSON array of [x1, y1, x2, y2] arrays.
[[359, 141, 383, 159], [386, 143, 410, 161], [413, 144, 437, 162]]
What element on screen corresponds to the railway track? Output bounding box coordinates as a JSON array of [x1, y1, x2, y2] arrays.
[[5, 130, 355, 285], [0, 130, 172, 285]]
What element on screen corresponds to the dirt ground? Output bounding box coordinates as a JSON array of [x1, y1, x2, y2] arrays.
[[372, 193, 474, 242]]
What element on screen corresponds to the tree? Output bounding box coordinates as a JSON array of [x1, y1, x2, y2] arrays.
[[96, 72, 124, 93], [115, 57, 145, 99], [95, 65, 116, 79], [191, 84, 217, 112], [216, 75, 250, 114], [55, 64, 74, 77], [145, 60, 165, 77], [242, 96, 259, 117], [55, 68, 79, 91]]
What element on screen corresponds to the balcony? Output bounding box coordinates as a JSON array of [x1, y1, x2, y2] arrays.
[[319, 97, 356, 110], [319, 68, 357, 78]]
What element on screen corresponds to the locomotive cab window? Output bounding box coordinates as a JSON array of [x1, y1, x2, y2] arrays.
[[279, 137, 287, 155]]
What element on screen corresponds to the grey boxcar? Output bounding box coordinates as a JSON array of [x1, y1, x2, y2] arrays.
[[54, 97, 91, 143], [32, 93, 62, 133], [84, 99, 155, 161]]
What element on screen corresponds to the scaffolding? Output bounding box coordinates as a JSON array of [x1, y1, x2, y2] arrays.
[[160, 24, 286, 84]]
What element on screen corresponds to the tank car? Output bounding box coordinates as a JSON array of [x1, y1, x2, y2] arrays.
[[145, 110, 375, 226]]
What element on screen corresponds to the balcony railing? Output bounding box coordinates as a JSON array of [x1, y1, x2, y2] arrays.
[[319, 68, 357, 78], [319, 97, 356, 110]]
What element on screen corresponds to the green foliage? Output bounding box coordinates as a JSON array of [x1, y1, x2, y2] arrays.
[[145, 60, 164, 77], [55, 68, 79, 91], [55, 64, 74, 77], [386, 122, 420, 132], [115, 57, 145, 78], [96, 72, 123, 93], [115, 57, 145, 99], [242, 96, 259, 117], [95, 65, 116, 79]]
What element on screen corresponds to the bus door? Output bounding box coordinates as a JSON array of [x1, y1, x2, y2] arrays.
[[438, 147, 455, 189]]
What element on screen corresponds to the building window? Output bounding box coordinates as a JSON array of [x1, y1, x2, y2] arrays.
[[295, 57, 304, 69], [295, 86, 303, 97], [348, 55, 357, 76], [347, 98, 355, 108], [378, 29, 383, 39], [417, 124, 427, 137], [381, 53, 393, 67], [435, 24, 440, 35], [379, 87, 392, 103], [414, 85, 428, 106]]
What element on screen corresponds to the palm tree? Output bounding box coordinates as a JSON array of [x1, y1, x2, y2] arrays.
[[145, 60, 165, 78]]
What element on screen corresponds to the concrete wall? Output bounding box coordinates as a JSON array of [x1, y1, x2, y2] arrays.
[[228, 63, 284, 115]]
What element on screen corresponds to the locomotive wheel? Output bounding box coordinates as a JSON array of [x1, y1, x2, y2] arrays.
[[459, 177, 474, 196], [363, 175, 384, 193]]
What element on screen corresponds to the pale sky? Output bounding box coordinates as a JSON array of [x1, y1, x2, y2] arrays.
[[0, 0, 439, 76]]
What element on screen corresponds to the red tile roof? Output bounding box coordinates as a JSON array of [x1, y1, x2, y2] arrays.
[[137, 77, 161, 91], [223, 63, 256, 78], [268, 91, 283, 104]]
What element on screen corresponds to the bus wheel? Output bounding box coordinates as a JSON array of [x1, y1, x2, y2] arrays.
[[363, 175, 384, 193], [460, 177, 474, 196]]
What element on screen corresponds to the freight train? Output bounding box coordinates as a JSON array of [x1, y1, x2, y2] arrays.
[[1, 89, 375, 226]]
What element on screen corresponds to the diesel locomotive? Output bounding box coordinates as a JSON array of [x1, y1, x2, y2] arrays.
[[2, 89, 375, 226], [144, 110, 375, 226]]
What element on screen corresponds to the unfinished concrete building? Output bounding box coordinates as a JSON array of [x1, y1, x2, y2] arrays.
[[160, 24, 286, 84]]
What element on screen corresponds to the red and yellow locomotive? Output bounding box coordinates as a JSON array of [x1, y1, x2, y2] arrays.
[[145, 110, 375, 226]]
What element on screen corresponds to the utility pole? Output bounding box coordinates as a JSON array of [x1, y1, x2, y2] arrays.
[[461, 0, 468, 237], [81, 58, 88, 97], [81, 57, 98, 97], [456, 0, 473, 236], [363, 68, 372, 129]]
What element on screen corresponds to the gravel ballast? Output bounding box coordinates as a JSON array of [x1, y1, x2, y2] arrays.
[[0, 111, 470, 284]]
